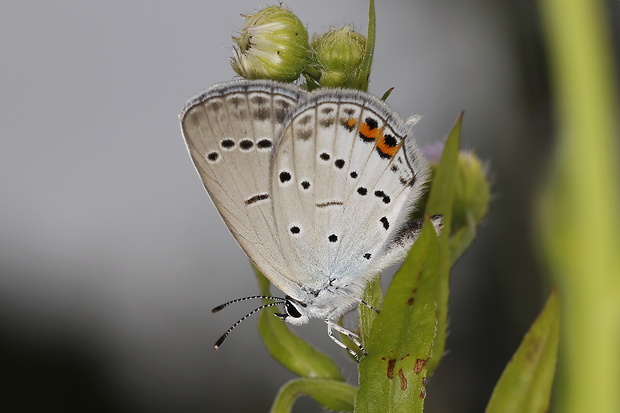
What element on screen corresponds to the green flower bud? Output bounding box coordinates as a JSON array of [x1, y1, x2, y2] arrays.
[[452, 150, 490, 228], [313, 26, 367, 88], [231, 6, 313, 82]]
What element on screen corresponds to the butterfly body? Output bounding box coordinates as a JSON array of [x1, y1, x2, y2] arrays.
[[181, 80, 436, 351]]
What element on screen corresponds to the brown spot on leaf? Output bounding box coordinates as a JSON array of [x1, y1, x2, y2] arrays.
[[413, 358, 427, 374], [387, 359, 396, 379], [419, 389, 426, 399], [398, 369, 407, 390], [407, 297, 414, 305]]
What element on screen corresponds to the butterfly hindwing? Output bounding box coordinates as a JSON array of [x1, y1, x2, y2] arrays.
[[271, 89, 429, 294]]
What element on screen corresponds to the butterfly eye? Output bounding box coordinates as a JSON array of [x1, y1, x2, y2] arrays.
[[285, 300, 302, 318]]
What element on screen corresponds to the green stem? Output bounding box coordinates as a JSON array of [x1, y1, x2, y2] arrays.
[[537, 0, 620, 412], [270, 379, 356, 413], [357, 0, 375, 91]]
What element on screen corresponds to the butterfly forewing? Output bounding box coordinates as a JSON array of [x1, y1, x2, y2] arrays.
[[180, 81, 306, 292]]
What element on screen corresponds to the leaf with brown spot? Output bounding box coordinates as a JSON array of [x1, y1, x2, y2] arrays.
[[356, 217, 440, 413]]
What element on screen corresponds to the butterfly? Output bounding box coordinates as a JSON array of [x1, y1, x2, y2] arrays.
[[180, 79, 440, 357]]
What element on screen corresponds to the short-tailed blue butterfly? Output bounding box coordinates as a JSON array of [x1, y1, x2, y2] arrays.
[[180, 80, 441, 357]]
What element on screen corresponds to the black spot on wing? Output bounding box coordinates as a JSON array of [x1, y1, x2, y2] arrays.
[[374, 190, 391, 204], [383, 134, 398, 147], [279, 171, 292, 183], [257, 139, 272, 149], [245, 193, 270, 205], [239, 139, 254, 150], [365, 117, 378, 130], [380, 216, 390, 230], [316, 201, 343, 208]]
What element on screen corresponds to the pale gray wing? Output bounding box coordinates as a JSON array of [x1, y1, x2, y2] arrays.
[[180, 80, 308, 294], [270, 89, 430, 294]]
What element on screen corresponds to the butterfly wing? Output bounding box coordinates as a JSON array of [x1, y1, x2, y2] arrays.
[[270, 89, 430, 298], [180, 80, 307, 293]]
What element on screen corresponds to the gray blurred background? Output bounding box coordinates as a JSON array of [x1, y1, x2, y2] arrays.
[[1, 1, 617, 412]]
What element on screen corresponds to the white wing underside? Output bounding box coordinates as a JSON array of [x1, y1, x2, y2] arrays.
[[181, 80, 430, 306], [181, 81, 305, 296], [271, 89, 429, 295]]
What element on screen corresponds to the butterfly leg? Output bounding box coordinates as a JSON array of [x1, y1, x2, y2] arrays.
[[326, 321, 367, 361]]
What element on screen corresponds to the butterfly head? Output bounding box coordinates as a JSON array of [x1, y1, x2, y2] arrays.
[[274, 296, 310, 325]]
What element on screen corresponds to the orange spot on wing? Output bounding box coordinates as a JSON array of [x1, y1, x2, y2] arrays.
[[359, 121, 382, 140], [377, 134, 401, 158]]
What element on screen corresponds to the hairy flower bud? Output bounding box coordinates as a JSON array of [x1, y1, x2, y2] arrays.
[[313, 26, 367, 87], [231, 6, 313, 82], [452, 150, 490, 227]]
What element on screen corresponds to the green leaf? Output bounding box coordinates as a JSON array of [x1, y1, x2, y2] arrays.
[[423, 114, 462, 374], [255, 269, 345, 381], [380, 87, 394, 101], [355, 218, 441, 413], [270, 378, 357, 413], [485, 289, 560, 413]]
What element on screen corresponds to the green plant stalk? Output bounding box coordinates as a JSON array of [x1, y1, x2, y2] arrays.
[[537, 0, 620, 412], [356, 0, 375, 91]]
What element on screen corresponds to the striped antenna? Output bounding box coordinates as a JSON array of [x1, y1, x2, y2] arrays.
[[213, 298, 286, 350], [211, 295, 286, 313]]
